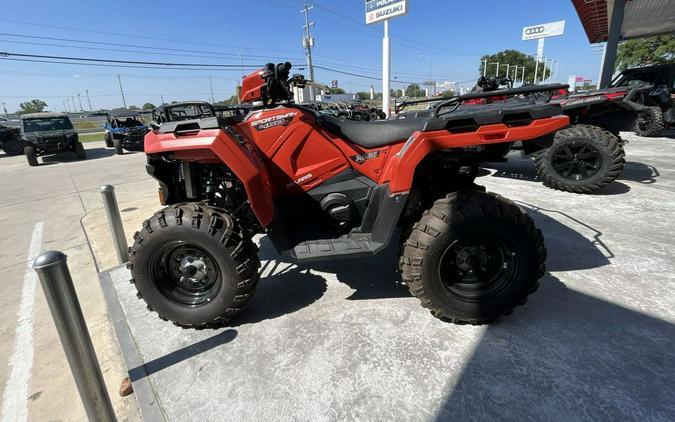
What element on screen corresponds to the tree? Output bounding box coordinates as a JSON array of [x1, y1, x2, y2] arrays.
[[396, 89, 403, 97], [19, 99, 48, 114], [616, 35, 675, 71], [405, 83, 422, 97], [328, 87, 346, 94], [478, 49, 550, 84], [356, 91, 369, 100], [143, 102, 156, 110], [442, 90, 455, 98], [128, 105, 139, 110]]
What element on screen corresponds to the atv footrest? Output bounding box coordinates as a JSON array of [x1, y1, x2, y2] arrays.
[[291, 237, 374, 261]]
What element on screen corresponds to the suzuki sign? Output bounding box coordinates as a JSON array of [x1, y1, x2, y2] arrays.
[[521, 20, 566, 40], [365, 0, 408, 25]]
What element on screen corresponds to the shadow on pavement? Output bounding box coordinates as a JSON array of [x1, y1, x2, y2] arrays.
[[128, 329, 238, 381], [233, 263, 328, 325], [40, 147, 116, 164], [482, 159, 632, 195], [434, 274, 675, 421], [619, 161, 659, 184]]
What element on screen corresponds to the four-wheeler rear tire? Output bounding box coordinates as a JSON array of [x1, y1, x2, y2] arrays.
[[534, 125, 624, 193], [74, 142, 86, 160], [128, 203, 260, 328], [634, 106, 665, 137], [400, 190, 546, 324], [2, 139, 24, 156], [104, 132, 114, 148], [113, 138, 124, 155], [24, 145, 38, 167]]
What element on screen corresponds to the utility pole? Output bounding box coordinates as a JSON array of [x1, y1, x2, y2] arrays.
[[1, 102, 7, 116], [77, 93, 83, 111], [161, 95, 165, 105], [209, 76, 214, 103], [117, 74, 127, 109], [300, 3, 316, 101], [554, 60, 559, 83], [483, 58, 488, 77], [495, 62, 500, 77], [85, 90, 92, 111], [521, 67, 525, 85]]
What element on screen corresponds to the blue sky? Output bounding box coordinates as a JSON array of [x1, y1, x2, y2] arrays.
[[0, 0, 602, 112]]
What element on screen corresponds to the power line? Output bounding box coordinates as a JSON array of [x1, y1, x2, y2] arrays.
[[0, 51, 261, 68]]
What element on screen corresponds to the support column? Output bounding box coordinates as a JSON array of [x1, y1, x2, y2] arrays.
[[599, 0, 625, 88]]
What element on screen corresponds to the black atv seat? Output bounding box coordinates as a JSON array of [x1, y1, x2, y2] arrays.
[[319, 115, 428, 148]]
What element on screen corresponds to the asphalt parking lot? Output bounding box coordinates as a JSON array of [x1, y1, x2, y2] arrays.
[[1, 134, 675, 421]]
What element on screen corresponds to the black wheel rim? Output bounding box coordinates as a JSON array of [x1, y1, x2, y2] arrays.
[[637, 113, 652, 132], [149, 241, 221, 306], [550, 142, 603, 181], [438, 236, 518, 301]]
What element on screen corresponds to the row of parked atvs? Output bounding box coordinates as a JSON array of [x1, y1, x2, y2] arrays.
[[391, 63, 673, 194]]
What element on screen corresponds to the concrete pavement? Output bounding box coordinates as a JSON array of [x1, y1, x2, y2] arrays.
[[0, 141, 150, 421], [100, 133, 674, 421], [1, 133, 675, 421]]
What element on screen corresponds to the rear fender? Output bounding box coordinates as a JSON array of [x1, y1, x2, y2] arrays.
[[145, 128, 274, 227], [382, 115, 570, 193]]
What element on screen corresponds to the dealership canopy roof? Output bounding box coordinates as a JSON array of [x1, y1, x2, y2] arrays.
[[572, 0, 675, 43]]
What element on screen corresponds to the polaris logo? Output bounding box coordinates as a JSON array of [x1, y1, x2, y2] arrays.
[[351, 150, 380, 164], [286, 173, 313, 188]]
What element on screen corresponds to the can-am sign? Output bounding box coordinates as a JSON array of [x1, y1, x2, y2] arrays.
[[365, 0, 408, 24], [521, 20, 566, 40]]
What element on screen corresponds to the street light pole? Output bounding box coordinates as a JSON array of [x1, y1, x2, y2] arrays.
[[117, 74, 127, 109], [209, 76, 214, 103], [85, 90, 92, 112], [77, 93, 83, 111]]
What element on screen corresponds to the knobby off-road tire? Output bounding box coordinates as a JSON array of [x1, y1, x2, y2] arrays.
[[534, 124, 624, 193], [634, 107, 665, 137], [128, 203, 260, 328], [74, 142, 86, 160], [400, 191, 546, 324], [104, 132, 114, 148], [24, 145, 38, 166], [113, 138, 124, 155], [2, 138, 24, 156]]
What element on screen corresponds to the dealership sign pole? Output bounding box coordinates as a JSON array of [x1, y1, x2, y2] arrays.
[[522, 20, 565, 84], [366, 0, 408, 117]]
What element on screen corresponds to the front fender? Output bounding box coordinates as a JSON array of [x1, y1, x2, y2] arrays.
[[145, 128, 274, 227]]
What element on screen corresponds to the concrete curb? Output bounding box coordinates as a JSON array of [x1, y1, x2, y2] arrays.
[[98, 268, 167, 422]]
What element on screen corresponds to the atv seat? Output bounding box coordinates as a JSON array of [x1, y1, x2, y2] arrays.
[[319, 115, 428, 148]]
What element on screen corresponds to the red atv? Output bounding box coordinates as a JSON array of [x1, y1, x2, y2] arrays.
[[129, 62, 570, 328]]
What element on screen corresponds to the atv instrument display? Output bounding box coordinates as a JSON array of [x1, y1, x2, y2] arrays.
[[129, 62, 572, 328]]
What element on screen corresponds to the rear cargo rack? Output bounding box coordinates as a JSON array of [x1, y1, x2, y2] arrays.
[[395, 83, 569, 115]]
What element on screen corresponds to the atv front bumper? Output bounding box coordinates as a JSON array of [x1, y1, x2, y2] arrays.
[[27, 137, 76, 155]]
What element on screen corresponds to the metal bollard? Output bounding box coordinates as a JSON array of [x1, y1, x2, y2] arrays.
[[100, 185, 129, 264], [32, 251, 117, 422]]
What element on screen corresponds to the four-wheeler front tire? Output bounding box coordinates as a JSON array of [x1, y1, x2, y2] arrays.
[[534, 125, 624, 193], [113, 138, 124, 155], [129, 203, 260, 328], [2, 139, 24, 156], [104, 132, 114, 148], [24, 145, 38, 166], [74, 142, 86, 160], [634, 107, 665, 137], [400, 190, 546, 324]]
